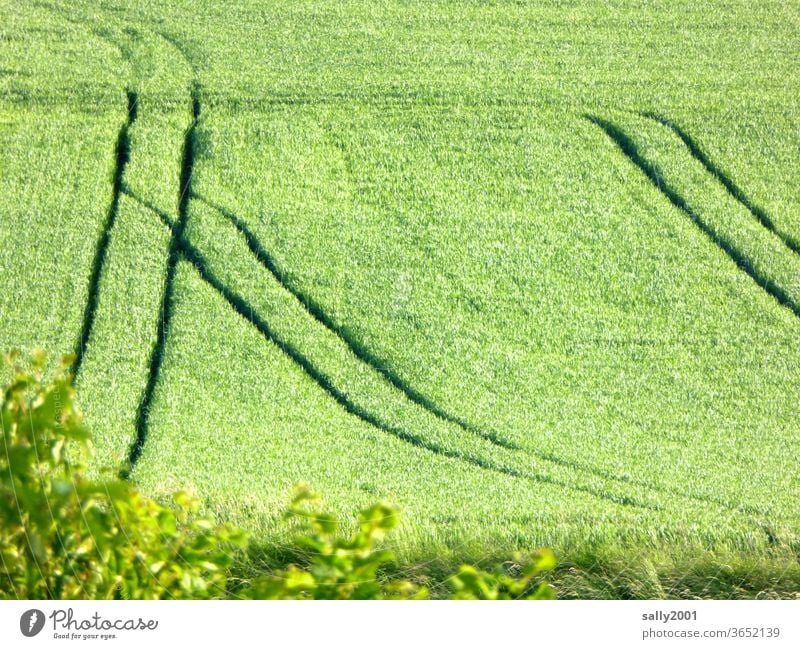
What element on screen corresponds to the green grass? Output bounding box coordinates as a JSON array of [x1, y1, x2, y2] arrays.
[[1, 0, 799, 596]]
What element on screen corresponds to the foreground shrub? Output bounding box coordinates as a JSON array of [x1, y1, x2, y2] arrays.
[[242, 485, 556, 599], [240, 485, 424, 599], [0, 351, 556, 600], [0, 352, 246, 598]]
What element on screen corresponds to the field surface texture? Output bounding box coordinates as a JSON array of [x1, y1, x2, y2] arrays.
[[1, 1, 799, 570]]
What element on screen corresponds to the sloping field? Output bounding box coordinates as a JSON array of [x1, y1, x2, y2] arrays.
[[1, 0, 799, 566]]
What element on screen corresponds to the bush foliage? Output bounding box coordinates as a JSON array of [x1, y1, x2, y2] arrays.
[[0, 351, 246, 598], [0, 352, 555, 600], [241, 485, 556, 599]]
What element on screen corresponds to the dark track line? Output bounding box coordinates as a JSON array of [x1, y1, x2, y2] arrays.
[[184, 244, 657, 511], [587, 114, 800, 321], [119, 156, 753, 516], [127, 189, 755, 516], [191, 200, 763, 516], [129, 190, 757, 518], [124, 86, 200, 476], [155, 29, 200, 77], [192, 193, 519, 451], [642, 112, 800, 257], [134, 191, 653, 486], [127, 191, 655, 511], [72, 90, 138, 377]]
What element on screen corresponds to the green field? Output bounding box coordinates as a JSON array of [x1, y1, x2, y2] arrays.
[[2, 0, 799, 582]]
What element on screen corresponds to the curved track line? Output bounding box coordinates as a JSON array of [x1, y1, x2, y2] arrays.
[[114, 119, 758, 517], [183, 243, 657, 511], [125, 189, 761, 517], [191, 200, 761, 518], [124, 86, 200, 475], [126, 191, 657, 511], [642, 112, 800, 257], [154, 29, 201, 78], [73, 91, 138, 377], [192, 193, 518, 450], [587, 114, 800, 321]]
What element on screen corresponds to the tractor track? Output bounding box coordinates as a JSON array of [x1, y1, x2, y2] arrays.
[[72, 90, 138, 377], [125, 85, 200, 475], [587, 114, 800, 321], [185, 194, 767, 518], [125, 187, 658, 511], [193, 193, 519, 451], [642, 112, 800, 257]]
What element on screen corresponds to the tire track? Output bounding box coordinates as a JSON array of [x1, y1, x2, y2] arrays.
[[192, 193, 518, 451], [123, 188, 758, 517], [179, 244, 656, 511], [125, 191, 657, 511], [113, 103, 755, 516], [124, 85, 200, 475], [189, 199, 762, 518], [155, 29, 200, 78], [72, 90, 138, 377], [131, 186, 769, 520], [642, 112, 800, 257], [97, 116, 758, 519], [587, 114, 800, 320]]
